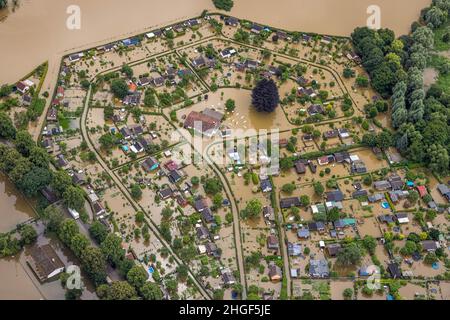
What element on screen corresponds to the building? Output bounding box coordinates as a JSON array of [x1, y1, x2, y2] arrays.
[[263, 206, 275, 222], [260, 178, 273, 193], [326, 190, 344, 202], [221, 268, 236, 285], [294, 161, 306, 174], [27, 244, 65, 282], [374, 180, 391, 191], [297, 228, 310, 239], [288, 243, 302, 256], [387, 262, 401, 279], [309, 259, 329, 278], [267, 235, 279, 251], [421, 240, 440, 252], [184, 111, 221, 137], [280, 197, 301, 209], [196, 226, 210, 240], [268, 262, 282, 282], [395, 213, 410, 224], [437, 184, 450, 201], [141, 157, 159, 171], [326, 243, 342, 257]]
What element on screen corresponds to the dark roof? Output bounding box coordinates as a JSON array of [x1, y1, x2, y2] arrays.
[[387, 262, 401, 279], [27, 244, 65, 282], [280, 197, 301, 209], [326, 190, 344, 202]]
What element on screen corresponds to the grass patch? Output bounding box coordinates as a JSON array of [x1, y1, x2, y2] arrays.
[[433, 21, 450, 52], [429, 54, 450, 95], [58, 112, 70, 130]]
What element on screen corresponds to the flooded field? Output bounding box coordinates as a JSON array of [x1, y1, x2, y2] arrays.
[[0, 0, 430, 83], [0, 173, 36, 233]]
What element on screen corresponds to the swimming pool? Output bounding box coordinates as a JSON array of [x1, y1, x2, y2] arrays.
[[381, 202, 390, 209]]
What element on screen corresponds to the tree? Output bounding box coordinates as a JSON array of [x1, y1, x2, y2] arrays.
[[51, 170, 72, 196], [15, 130, 35, 157], [111, 79, 129, 99], [343, 288, 353, 300], [29, 147, 50, 168], [140, 282, 163, 300], [131, 184, 142, 200], [41, 205, 64, 232], [18, 225, 37, 245], [282, 183, 296, 194], [99, 133, 115, 150], [336, 243, 362, 266], [98, 281, 137, 300], [17, 166, 52, 197], [63, 186, 85, 211], [252, 79, 279, 113], [127, 265, 149, 290], [0, 111, 17, 139], [362, 235, 377, 255], [203, 178, 222, 195], [356, 75, 369, 87], [70, 233, 90, 257], [313, 181, 324, 196], [280, 157, 293, 171], [101, 233, 125, 266], [81, 246, 108, 286], [176, 264, 189, 282], [58, 219, 80, 246], [225, 99, 236, 112], [241, 199, 262, 219], [300, 195, 310, 207], [121, 64, 133, 78], [212, 0, 234, 11], [89, 221, 109, 244], [327, 207, 340, 222]]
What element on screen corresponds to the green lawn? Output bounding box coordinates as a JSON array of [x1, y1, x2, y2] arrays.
[[428, 54, 450, 94], [433, 21, 450, 52]]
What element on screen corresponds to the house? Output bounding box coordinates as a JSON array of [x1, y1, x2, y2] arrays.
[[68, 52, 84, 63], [41, 186, 58, 204], [374, 180, 391, 191], [280, 197, 301, 209], [260, 178, 273, 193], [416, 185, 428, 198], [368, 193, 385, 203], [251, 23, 263, 34], [72, 171, 86, 185], [245, 59, 259, 70], [395, 213, 409, 224], [194, 197, 209, 212], [152, 76, 165, 87], [221, 269, 236, 285], [323, 129, 339, 139], [205, 242, 220, 258], [268, 262, 282, 282], [294, 161, 306, 174], [437, 184, 450, 201], [175, 194, 188, 207], [334, 152, 350, 163], [159, 187, 173, 200], [309, 161, 317, 174], [309, 259, 329, 278], [352, 190, 368, 199], [338, 128, 350, 139], [267, 235, 279, 251], [326, 243, 342, 257], [308, 221, 325, 233], [307, 104, 324, 115], [297, 228, 310, 239], [326, 190, 344, 202], [47, 107, 58, 122], [311, 203, 326, 215], [168, 170, 183, 184], [318, 155, 334, 166], [121, 38, 140, 47], [421, 240, 440, 252], [56, 154, 69, 168], [129, 124, 144, 136], [387, 262, 401, 279], [359, 265, 378, 277], [225, 16, 239, 26], [297, 76, 310, 86], [288, 243, 302, 256], [120, 127, 132, 139], [27, 244, 65, 282], [141, 157, 159, 171], [299, 87, 317, 99], [388, 175, 404, 190], [192, 56, 207, 68], [201, 208, 215, 224], [325, 201, 343, 211], [22, 94, 32, 106], [16, 81, 30, 94], [42, 138, 54, 152], [388, 190, 409, 203], [351, 160, 367, 174], [138, 77, 151, 87], [92, 201, 106, 217], [379, 214, 395, 224], [123, 92, 142, 106], [184, 111, 221, 137], [196, 226, 210, 240], [202, 108, 224, 122], [219, 47, 237, 59], [263, 206, 275, 222]]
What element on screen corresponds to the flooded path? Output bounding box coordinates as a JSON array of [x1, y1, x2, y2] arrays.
[[0, 0, 430, 83]]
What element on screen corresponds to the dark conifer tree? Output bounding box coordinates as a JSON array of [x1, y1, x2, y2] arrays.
[[251, 79, 279, 113]]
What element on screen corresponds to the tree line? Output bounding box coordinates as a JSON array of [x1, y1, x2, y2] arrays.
[[353, 0, 450, 175]]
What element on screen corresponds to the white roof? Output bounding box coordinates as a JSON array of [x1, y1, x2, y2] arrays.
[[146, 32, 155, 38], [350, 155, 360, 162], [23, 79, 34, 87], [198, 245, 207, 254], [398, 217, 409, 224], [319, 241, 325, 247]]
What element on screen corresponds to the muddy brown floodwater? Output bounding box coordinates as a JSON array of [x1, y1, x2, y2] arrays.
[[0, 0, 430, 84], [0, 173, 36, 233]]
